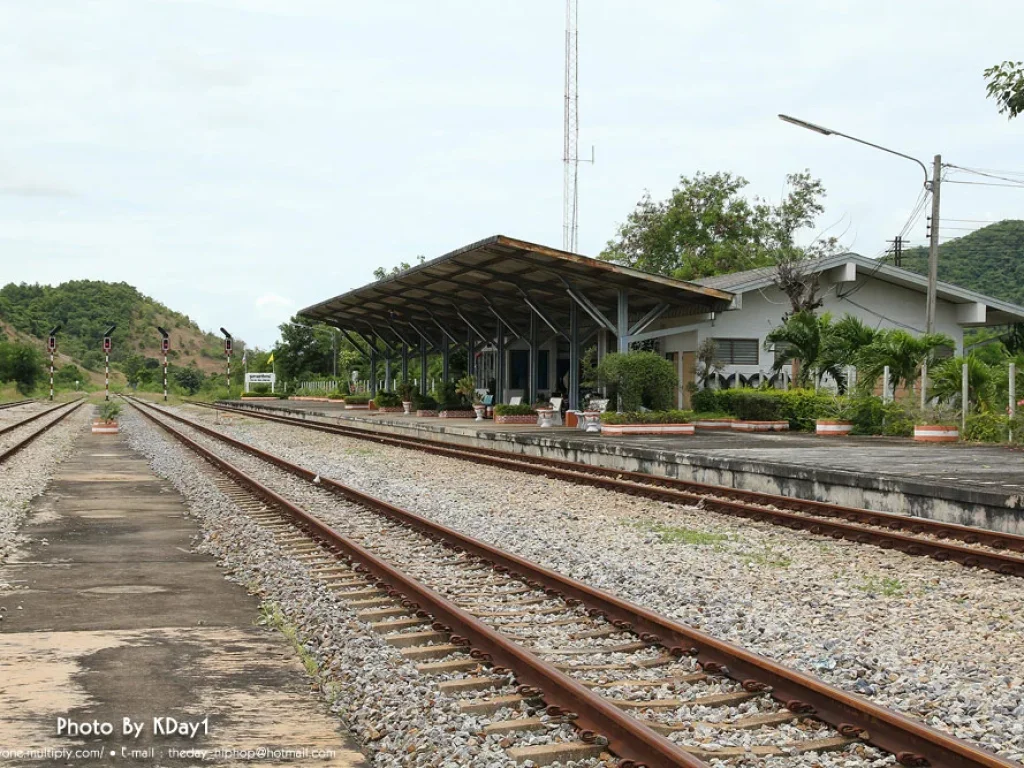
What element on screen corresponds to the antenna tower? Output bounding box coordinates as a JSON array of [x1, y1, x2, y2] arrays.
[[562, 0, 579, 253]]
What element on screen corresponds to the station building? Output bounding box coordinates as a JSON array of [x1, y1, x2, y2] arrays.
[[300, 236, 1024, 409]]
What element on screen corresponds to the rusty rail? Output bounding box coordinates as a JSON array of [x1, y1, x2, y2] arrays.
[[0, 400, 85, 464], [0, 398, 35, 411], [197, 400, 1024, 577], [136, 397, 1020, 768]]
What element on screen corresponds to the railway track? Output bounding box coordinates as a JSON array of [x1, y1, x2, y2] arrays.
[[194, 400, 1024, 578], [126, 396, 1018, 768], [0, 398, 36, 411], [0, 399, 84, 463]]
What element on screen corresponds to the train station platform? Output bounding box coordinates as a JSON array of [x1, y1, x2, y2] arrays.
[[225, 399, 1024, 536], [0, 425, 368, 766]]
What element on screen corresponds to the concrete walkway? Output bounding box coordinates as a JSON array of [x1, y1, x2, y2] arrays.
[[0, 426, 367, 767]]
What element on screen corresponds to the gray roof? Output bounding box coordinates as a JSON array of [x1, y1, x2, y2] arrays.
[[693, 252, 1024, 325]]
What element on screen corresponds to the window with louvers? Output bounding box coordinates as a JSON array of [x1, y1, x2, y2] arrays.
[[713, 338, 759, 365]]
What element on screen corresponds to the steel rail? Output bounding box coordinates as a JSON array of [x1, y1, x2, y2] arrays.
[[124, 397, 708, 768], [0, 398, 36, 411], [0, 400, 85, 464], [196, 401, 1024, 577], [139, 397, 1019, 768], [0, 399, 82, 439]]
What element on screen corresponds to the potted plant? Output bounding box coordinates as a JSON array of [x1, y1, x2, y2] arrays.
[[372, 391, 404, 413], [436, 381, 475, 418], [92, 401, 121, 434], [493, 403, 538, 425], [913, 404, 960, 442], [412, 392, 439, 417], [398, 382, 416, 415], [816, 396, 855, 436], [454, 375, 486, 421]]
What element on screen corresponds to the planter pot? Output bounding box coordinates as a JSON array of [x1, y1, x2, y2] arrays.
[[368, 401, 377, 410], [914, 424, 959, 443], [290, 396, 332, 402], [473, 404, 486, 422], [565, 411, 579, 428], [816, 419, 854, 436], [240, 396, 280, 401], [695, 418, 736, 431], [377, 406, 404, 413], [402, 401, 412, 415], [438, 409, 475, 419], [494, 413, 538, 425], [92, 419, 119, 435], [343, 404, 370, 410], [731, 420, 789, 432], [416, 409, 438, 417], [601, 423, 695, 436]]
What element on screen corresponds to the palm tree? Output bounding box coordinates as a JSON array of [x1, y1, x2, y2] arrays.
[[765, 311, 834, 387], [855, 329, 953, 394], [930, 354, 995, 411], [818, 314, 878, 393]]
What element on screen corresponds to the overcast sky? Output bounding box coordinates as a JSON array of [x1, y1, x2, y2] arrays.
[[1, 1, 1021, 349]]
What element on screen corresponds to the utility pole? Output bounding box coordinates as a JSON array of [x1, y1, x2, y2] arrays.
[[925, 154, 942, 334], [886, 235, 904, 267]]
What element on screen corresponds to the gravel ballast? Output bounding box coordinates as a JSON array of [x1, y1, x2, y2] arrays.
[[0, 403, 88, 583], [175, 405, 1024, 763]]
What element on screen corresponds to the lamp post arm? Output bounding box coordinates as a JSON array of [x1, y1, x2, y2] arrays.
[[828, 129, 931, 188]]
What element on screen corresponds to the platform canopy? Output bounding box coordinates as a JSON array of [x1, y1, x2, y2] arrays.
[[300, 235, 734, 345], [299, 235, 735, 408]]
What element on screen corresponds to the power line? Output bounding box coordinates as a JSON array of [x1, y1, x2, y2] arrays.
[[945, 165, 1024, 185], [944, 179, 1024, 189]]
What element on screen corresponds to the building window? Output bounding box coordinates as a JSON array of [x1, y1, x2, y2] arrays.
[[712, 338, 759, 365], [509, 350, 529, 389]]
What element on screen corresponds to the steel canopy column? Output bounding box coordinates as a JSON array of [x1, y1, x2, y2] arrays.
[[442, 339, 450, 386], [401, 344, 409, 383], [369, 345, 378, 396], [528, 313, 538, 404], [384, 355, 392, 390], [617, 288, 630, 354], [569, 300, 580, 411], [467, 326, 475, 383], [419, 339, 428, 396], [496, 324, 506, 404]]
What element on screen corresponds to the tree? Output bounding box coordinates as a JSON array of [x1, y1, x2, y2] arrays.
[[855, 329, 953, 393], [119, 354, 149, 388], [373, 256, 425, 281], [765, 311, 837, 388], [173, 365, 204, 395], [985, 61, 1024, 120], [595, 351, 677, 411], [600, 170, 839, 284], [695, 338, 723, 387], [275, 317, 342, 381], [930, 355, 995, 412], [0, 342, 43, 395], [818, 314, 878, 384]]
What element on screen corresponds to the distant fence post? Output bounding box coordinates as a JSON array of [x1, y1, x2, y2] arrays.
[[920, 362, 928, 410], [882, 366, 890, 403], [1010, 362, 1017, 442]]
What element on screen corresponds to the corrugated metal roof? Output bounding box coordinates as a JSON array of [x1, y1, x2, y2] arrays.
[[300, 235, 735, 345]]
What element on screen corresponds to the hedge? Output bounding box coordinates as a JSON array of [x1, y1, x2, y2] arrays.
[[692, 388, 833, 429], [373, 391, 402, 408], [494, 403, 537, 416], [601, 410, 694, 425], [343, 394, 371, 405], [595, 352, 677, 411]]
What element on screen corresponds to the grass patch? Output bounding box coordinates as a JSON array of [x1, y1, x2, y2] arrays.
[[856, 576, 905, 597], [257, 601, 321, 678], [739, 547, 793, 568], [640, 522, 730, 546]]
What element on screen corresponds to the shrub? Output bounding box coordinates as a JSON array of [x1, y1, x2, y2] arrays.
[[411, 392, 438, 410], [847, 396, 914, 436], [601, 409, 694, 425], [690, 387, 719, 414], [327, 390, 346, 399], [704, 388, 834, 429], [373, 391, 401, 408], [397, 381, 416, 402], [98, 401, 121, 421], [964, 412, 1009, 443], [343, 394, 370, 405], [494, 403, 537, 416], [595, 352, 677, 411], [435, 381, 468, 410]]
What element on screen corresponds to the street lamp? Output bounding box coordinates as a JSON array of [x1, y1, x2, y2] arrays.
[[778, 114, 941, 334]]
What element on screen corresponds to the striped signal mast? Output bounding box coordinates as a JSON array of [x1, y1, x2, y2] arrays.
[[157, 326, 170, 401], [103, 325, 116, 401], [48, 325, 61, 401], [220, 328, 233, 391]]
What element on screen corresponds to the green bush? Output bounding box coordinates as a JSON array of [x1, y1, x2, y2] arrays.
[[373, 391, 401, 407], [847, 396, 915, 436], [327, 390, 346, 399], [596, 352, 677, 411], [964, 412, 1009, 442], [494, 403, 537, 416], [434, 381, 469, 410], [344, 394, 370, 405], [98, 401, 121, 421], [412, 393, 438, 411], [690, 387, 719, 413], [397, 381, 416, 402], [601, 409, 694, 425]]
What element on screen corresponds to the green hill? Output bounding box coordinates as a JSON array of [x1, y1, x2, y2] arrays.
[[900, 220, 1024, 306], [0, 280, 230, 375]]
